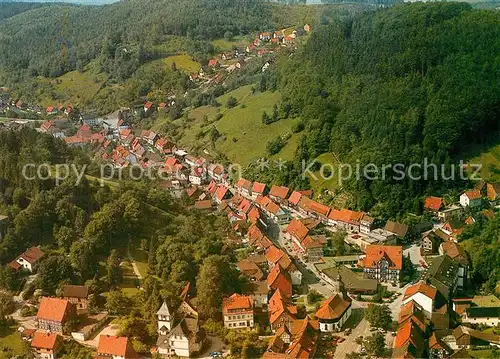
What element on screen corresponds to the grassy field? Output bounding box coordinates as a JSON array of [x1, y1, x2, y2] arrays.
[[173, 84, 301, 166], [0, 327, 28, 359], [212, 35, 250, 51], [130, 245, 149, 279], [36, 61, 106, 107], [467, 143, 500, 182], [469, 349, 497, 358], [163, 54, 200, 73], [119, 260, 141, 297]]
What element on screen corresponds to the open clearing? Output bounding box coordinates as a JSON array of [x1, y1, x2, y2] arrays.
[[163, 54, 200, 73], [168, 84, 301, 166]]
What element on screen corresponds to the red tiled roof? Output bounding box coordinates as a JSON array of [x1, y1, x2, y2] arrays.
[[269, 185, 290, 200], [269, 289, 297, 325], [362, 245, 403, 270], [37, 297, 72, 323], [328, 209, 363, 224], [215, 185, 230, 201], [285, 218, 309, 241], [288, 191, 303, 206], [463, 190, 481, 200], [314, 295, 351, 320], [238, 199, 252, 214], [236, 178, 252, 190], [266, 245, 285, 264], [393, 319, 425, 351], [194, 200, 213, 210], [98, 335, 138, 358], [222, 293, 253, 314], [268, 264, 292, 298], [252, 182, 267, 195], [404, 282, 437, 300], [424, 196, 443, 211], [31, 332, 60, 350], [299, 197, 330, 217], [144, 101, 153, 109], [248, 207, 260, 224]]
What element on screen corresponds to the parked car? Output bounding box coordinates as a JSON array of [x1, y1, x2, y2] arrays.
[[337, 337, 345, 343]]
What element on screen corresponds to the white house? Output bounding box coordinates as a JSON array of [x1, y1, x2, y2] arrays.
[[460, 190, 482, 208], [402, 281, 437, 317], [223, 294, 254, 330], [8, 247, 44, 272], [463, 307, 500, 327]]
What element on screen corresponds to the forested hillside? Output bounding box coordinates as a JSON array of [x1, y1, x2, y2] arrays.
[[0, 2, 47, 21], [263, 2, 500, 217], [0, 0, 272, 78]]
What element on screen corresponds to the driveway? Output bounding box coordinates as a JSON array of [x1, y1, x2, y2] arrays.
[[198, 335, 229, 359], [403, 244, 424, 268]]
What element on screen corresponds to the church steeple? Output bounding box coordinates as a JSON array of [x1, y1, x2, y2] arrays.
[[337, 272, 350, 302], [157, 301, 173, 334]]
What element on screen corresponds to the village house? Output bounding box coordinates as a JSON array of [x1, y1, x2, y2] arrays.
[[424, 255, 460, 302], [144, 101, 154, 113], [392, 315, 427, 359], [269, 289, 297, 332], [207, 163, 224, 182], [383, 220, 409, 242], [460, 190, 482, 208], [96, 335, 139, 359], [359, 214, 375, 233], [402, 281, 438, 317], [257, 196, 291, 224], [487, 182, 500, 203], [439, 241, 468, 288], [188, 167, 205, 185], [46, 106, 58, 115], [422, 229, 449, 255], [243, 280, 269, 308], [314, 291, 351, 332], [61, 285, 89, 312], [8, 246, 44, 272], [36, 297, 75, 334], [424, 196, 444, 212], [265, 245, 302, 285], [328, 209, 363, 232], [251, 182, 267, 199], [214, 185, 232, 204], [31, 331, 63, 359], [298, 197, 330, 222], [238, 258, 264, 282], [360, 245, 403, 284], [268, 264, 293, 298], [464, 307, 500, 327], [235, 178, 252, 197], [437, 204, 464, 222], [315, 265, 378, 295], [449, 326, 500, 350], [269, 185, 290, 203], [223, 293, 254, 330], [207, 59, 219, 69], [156, 316, 206, 358]]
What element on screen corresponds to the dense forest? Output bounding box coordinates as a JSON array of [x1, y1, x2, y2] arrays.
[[254, 2, 500, 218]]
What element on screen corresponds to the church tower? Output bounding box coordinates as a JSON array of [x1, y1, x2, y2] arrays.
[[157, 301, 173, 334]]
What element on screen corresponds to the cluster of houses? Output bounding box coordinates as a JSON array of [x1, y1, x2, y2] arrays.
[[392, 277, 500, 358], [190, 24, 311, 84]]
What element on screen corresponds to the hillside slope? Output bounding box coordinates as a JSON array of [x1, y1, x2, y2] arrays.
[[262, 2, 500, 215]]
